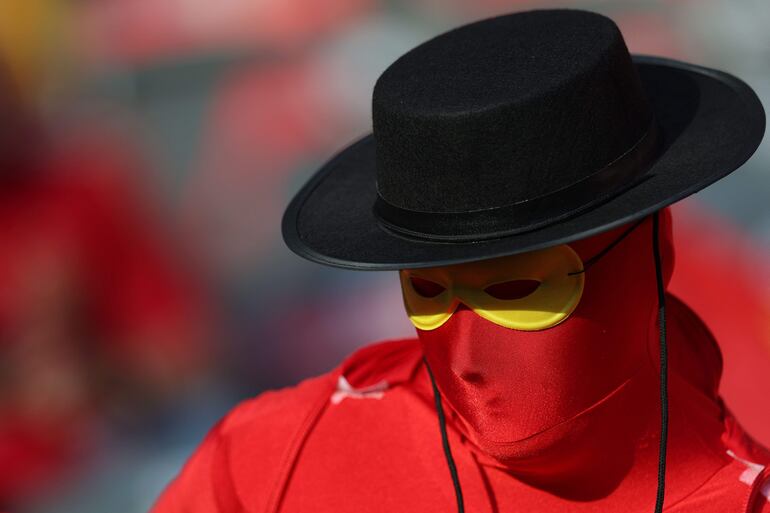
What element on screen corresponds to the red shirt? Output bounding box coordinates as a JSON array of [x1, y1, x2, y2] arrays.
[[152, 295, 770, 513]]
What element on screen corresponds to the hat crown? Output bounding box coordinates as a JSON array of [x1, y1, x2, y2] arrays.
[[372, 9, 653, 216]]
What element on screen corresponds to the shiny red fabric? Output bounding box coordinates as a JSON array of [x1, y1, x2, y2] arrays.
[[669, 203, 770, 447]]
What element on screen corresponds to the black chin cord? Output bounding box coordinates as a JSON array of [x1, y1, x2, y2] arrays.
[[652, 211, 669, 513], [424, 357, 465, 513], [425, 212, 669, 513]]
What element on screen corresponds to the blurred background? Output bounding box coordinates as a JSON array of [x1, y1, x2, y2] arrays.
[[0, 0, 768, 511]]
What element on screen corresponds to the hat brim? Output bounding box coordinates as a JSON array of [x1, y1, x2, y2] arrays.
[[282, 56, 765, 270]]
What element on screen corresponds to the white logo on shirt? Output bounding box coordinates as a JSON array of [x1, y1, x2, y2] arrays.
[[728, 449, 770, 502], [331, 376, 388, 405]]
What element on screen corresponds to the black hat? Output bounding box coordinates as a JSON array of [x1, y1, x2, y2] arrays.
[[282, 9, 765, 270]]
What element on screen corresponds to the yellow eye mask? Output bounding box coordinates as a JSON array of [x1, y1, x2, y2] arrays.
[[399, 245, 585, 331]]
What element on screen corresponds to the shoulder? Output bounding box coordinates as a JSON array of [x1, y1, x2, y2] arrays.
[[150, 338, 422, 513], [149, 372, 336, 513], [217, 337, 422, 436], [669, 452, 770, 513]]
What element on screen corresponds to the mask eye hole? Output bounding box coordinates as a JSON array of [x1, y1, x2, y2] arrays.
[[409, 276, 446, 298], [484, 280, 541, 300]]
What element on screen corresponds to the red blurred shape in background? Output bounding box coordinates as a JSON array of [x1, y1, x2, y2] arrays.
[[0, 133, 213, 504]]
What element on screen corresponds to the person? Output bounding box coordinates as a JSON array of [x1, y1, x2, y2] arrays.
[[0, 61, 212, 507], [151, 9, 770, 513]]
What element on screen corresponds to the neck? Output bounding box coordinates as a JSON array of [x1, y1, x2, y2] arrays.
[[449, 359, 659, 500]]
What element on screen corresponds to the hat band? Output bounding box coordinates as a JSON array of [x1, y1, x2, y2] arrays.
[[373, 121, 660, 242]]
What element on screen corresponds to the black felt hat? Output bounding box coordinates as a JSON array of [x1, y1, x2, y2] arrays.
[[282, 9, 765, 270]]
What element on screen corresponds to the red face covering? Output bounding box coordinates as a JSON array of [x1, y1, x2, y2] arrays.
[[417, 210, 674, 494]]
